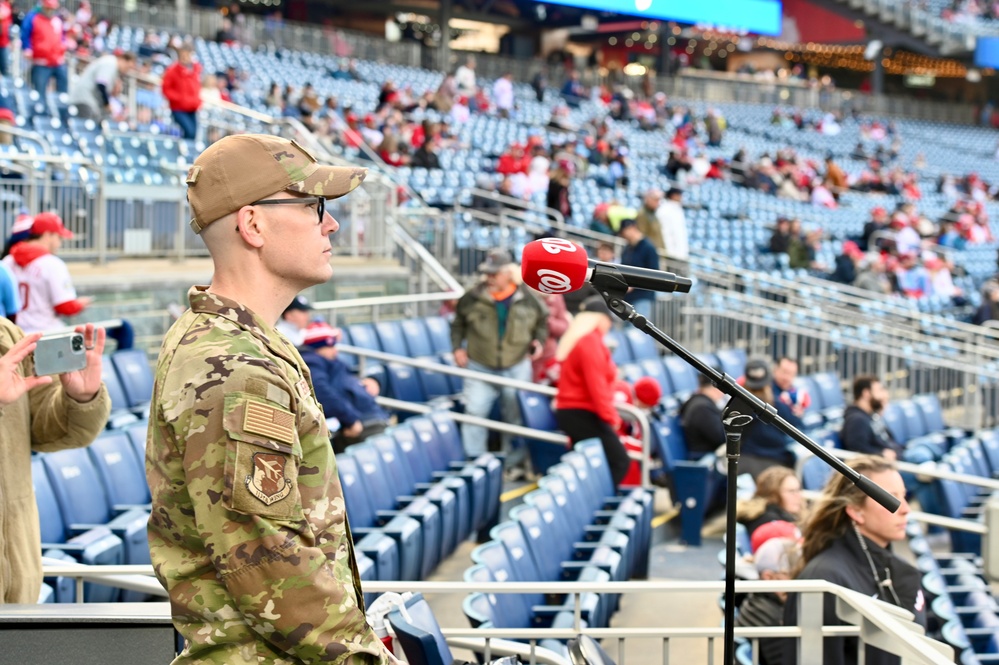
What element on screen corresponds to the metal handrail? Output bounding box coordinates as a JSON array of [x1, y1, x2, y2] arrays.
[[458, 187, 566, 231], [340, 343, 655, 486], [392, 224, 465, 294], [23, 570, 956, 664]]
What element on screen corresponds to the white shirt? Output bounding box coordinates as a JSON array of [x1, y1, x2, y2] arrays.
[[894, 226, 922, 255], [657, 200, 689, 260], [492, 77, 514, 111], [68, 54, 120, 117], [3, 253, 78, 333], [455, 65, 476, 94]]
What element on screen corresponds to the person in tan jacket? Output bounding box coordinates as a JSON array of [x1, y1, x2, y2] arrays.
[[0, 319, 110, 604]]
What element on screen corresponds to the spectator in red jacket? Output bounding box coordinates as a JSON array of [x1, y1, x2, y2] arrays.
[[553, 295, 630, 487], [0, 0, 12, 77], [161, 44, 202, 139], [22, 0, 68, 94]]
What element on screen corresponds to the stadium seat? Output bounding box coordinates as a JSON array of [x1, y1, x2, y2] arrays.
[[384, 362, 429, 405], [336, 452, 424, 581], [40, 448, 151, 566], [398, 318, 436, 357], [515, 390, 565, 476], [346, 442, 443, 579], [714, 348, 748, 380], [87, 431, 151, 508], [345, 323, 382, 355], [32, 458, 125, 603], [386, 592, 454, 665], [622, 327, 659, 361], [109, 349, 154, 413], [427, 411, 502, 531], [422, 316, 454, 355], [662, 356, 698, 396], [374, 320, 409, 357]]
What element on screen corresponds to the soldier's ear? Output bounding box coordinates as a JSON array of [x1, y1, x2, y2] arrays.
[[235, 206, 265, 249]]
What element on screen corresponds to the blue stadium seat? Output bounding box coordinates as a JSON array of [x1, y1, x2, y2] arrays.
[[622, 327, 659, 361], [811, 373, 845, 418], [714, 348, 748, 381], [427, 411, 501, 531], [898, 400, 928, 441], [374, 320, 409, 357], [881, 403, 909, 445], [345, 323, 382, 354], [663, 356, 698, 395], [515, 390, 565, 476], [109, 349, 154, 412], [124, 420, 149, 468], [337, 452, 422, 581], [913, 394, 947, 434], [384, 362, 428, 404], [101, 357, 133, 424], [32, 458, 124, 603], [87, 431, 151, 507], [801, 454, 833, 491], [40, 448, 151, 565], [637, 358, 673, 398], [399, 318, 435, 357], [422, 316, 453, 355], [346, 442, 442, 579], [605, 329, 633, 365], [386, 592, 454, 665]]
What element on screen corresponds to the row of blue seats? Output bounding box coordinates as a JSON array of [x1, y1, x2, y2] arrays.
[[462, 440, 654, 655], [336, 411, 502, 585]]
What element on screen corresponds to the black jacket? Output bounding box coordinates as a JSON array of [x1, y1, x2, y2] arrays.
[[742, 503, 798, 536], [678, 393, 724, 459], [740, 400, 802, 465], [840, 406, 902, 456], [783, 533, 925, 665], [734, 592, 787, 665]]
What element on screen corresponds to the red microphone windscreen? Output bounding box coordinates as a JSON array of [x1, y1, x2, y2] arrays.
[[520, 238, 589, 295]]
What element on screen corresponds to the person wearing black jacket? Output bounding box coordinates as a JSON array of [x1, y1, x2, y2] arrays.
[[735, 537, 800, 665], [678, 369, 726, 460], [840, 375, 902, 460], [784, 455, 922, 665]]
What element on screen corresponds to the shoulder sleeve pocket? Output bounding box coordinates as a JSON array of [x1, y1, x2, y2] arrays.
[[223, 392, 302, 519]]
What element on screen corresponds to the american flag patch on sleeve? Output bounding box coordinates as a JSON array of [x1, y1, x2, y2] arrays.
[[242, 400, 296, 444]]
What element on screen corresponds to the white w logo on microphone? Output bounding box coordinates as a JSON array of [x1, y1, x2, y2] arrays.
[[535, 269, 573, 294], [540, 238, 578, 255]]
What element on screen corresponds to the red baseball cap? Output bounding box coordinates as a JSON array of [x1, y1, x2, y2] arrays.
[[302, 321, 340, 348], [42, 0, 59, 8], [31, 212, 73, 238], [633, 376, 662, 407], [751, 520, 801, 553]]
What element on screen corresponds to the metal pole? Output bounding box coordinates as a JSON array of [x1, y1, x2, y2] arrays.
[[439, 0, 452, 74]]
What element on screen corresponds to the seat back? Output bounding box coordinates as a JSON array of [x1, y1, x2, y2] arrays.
[[385, 363, 428, 404], [417, 362, 453, 400], [374, 320, 409, 357], [516, 391, 564, 475], [623, 327, 658, 361], [428, 411, 466, 465], [33, 458, 69, 543], [422, 317, 453, 355], [335, 453, 379, 527], [399, 319, 435, 357], [800, 455, 833, 491], [913, 394, 946, 433], [898, 400, 927, 440], [386, 592, 454, 665], [110, 349, 154, 409], [41, 448, 114, 526], [880, 403, 909, 444], [714, 348, 748, 380], [392, 424, 435, 484], [125, 420, 150, 468], [88, 431, 150, 505], [637, 358, 672, 398], [811, 373, 845, 410], [662, 356, 698, 395], [369, 434, 418, 492], [605, 329, 633, 365], [101, 358, 130, 413], [408, 416, 450, 472]]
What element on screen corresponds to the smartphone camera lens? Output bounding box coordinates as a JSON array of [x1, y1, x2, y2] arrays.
[[72, 336, 84, 352]]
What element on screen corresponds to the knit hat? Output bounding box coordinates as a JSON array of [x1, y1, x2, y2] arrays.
[[302, 321, 340, 348], [750, 520, 801, 554], [754, 536, 798, 574], [633, 376, 663, 407]]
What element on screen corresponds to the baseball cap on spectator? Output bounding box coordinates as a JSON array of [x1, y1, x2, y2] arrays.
[[750, 520, 801, 553], [871, 206, 887, 218], [302, 322, 340, 348], [593, 202, 611, 219], [666, 187, 684, 199], [478, 249, 513, 274], [42, 0, 59, 8], [186, 135, 367, 233], [579, 294, 613, 318], [31, 212, 73, 238], [633, 376, 663, 408], [742, 357, 771, 391], [924, 256, 945, 271], [283, 295, 313, 314], [754, 537, 798, 575], [618, 218, 638, 231]]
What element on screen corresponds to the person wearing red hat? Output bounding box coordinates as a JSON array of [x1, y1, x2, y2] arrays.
[[2, 213, 91, 333], [297, 321, 390, 452], [830, 240, 864, 285], [860, 206, 889, 251], [22, 0, 68, 95]]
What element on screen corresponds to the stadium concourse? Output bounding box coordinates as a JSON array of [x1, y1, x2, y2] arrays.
[[5, 11, 999, 665]]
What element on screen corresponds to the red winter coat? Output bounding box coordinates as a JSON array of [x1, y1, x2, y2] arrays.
[[554, 328, 621, 430], [0, 2, 12, 49], [26, 11, 65, 66], [161, 61, 203, 113]]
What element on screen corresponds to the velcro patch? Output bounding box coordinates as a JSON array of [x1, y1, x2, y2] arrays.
[[245, 452, 293, 505], [185, 165, 201, 185], [243, 401, 295, 444]]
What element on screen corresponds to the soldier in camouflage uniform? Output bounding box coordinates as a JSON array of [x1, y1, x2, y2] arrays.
[[146, 134, 397, 664]]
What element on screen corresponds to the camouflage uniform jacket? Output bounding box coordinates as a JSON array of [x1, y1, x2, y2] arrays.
[[0, 317, 110, 604], [146, 286, 387, 664]]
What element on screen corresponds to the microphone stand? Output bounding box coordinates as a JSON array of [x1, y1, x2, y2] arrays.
[[588, 267, 901, 665]]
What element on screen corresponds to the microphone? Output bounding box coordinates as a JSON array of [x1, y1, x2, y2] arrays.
[[520, 238, 693, 295]]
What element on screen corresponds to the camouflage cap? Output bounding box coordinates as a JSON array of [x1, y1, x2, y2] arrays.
[[186, 134, 367, 233]]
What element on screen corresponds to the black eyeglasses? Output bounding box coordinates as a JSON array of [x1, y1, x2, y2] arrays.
[[249, 196, 327, 224]]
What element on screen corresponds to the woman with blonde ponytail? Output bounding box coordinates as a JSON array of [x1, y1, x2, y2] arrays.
[[553, 295, 630, 487], [782, 455, 924, 665]]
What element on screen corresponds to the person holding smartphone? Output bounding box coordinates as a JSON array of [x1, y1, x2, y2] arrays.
[[0, 320, 109, 604]]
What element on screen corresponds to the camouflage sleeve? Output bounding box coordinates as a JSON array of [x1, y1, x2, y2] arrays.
[[177, 361, 388, 664]]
